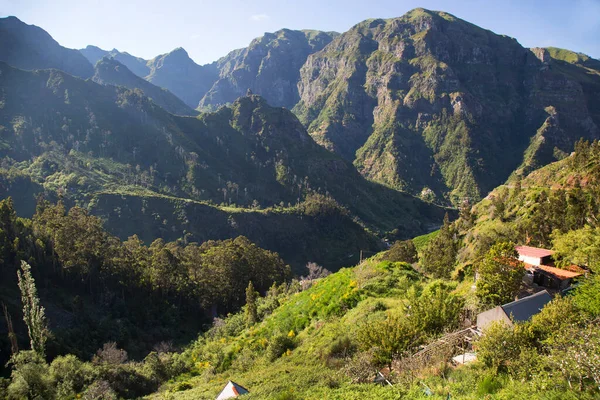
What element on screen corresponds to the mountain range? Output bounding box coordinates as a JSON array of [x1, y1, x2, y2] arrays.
[[1, 9, 600, 269]]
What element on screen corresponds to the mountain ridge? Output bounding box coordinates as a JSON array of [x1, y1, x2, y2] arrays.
[[0, 16, 94, 78], [293, 8, 600, 204], [0, 61, 446, 270], [91, 57, 197, 115]]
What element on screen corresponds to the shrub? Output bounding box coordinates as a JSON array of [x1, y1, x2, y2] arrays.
[[49, 354, 89, 398], [477, 374, 503, 395], [266, 334, 296, 361], [172, 381, 193, 392], [84, 380, 117, 400], [384, 240, 418, 263], [357, 313, 420, 368], [405, 280, 464, 335], [92, 342, 128, 365], [371, 300, 387, 312], [573, 274, 600, 317], [475, 321, 529, 372], [6, 351, 54, 400], [528, 296, 582, 344], [327, 335, 357, 359], [547, 321, 600, 391]]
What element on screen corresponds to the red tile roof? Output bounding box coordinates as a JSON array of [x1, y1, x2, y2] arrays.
[[523, 263, 583, 280], [535, 264, 583, 280], [515, 245, 555, 258], [565, 264, 587, 274]]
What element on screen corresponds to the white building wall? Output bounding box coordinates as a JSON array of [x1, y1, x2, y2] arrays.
[[518, 255, 542, 266]]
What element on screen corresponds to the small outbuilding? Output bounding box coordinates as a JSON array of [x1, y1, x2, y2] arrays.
[[515, 245, 554, 266], [531, 264, 583, 290], [216, 381, 249, 400], [476, 290, 552, 331]]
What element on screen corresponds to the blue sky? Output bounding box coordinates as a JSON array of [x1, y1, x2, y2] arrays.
[[2, 0, 599, 65]]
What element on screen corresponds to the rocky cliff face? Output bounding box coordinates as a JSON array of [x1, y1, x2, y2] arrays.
[[294, 9, 600, 203], [0, 16, 94, 78], [198, 29, 338, 110]]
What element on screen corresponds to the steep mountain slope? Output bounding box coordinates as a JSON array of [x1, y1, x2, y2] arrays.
[[80, 44, 150, 77], [0, 62, 445, 269], [0, 16, 93, 78], [198, 29, 338, 110], [454, 140, 600, 266], [145, 48, 219, 108], [92, 57, 196, 115], [294, 8, 600, 204]]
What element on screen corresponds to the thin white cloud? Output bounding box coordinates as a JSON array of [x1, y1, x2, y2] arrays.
[[250, 14, 270, 22], [190, 34, 201, 40]]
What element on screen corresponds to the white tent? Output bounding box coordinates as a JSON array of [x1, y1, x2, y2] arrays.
[[215, 381, 249, 400], [452, 352, 477, 365]]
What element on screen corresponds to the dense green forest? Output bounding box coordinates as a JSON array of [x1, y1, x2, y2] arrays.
[[0, 198, 289, 381]]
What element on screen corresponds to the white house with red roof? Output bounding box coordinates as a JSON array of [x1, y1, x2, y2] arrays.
[[515, 245, 555, 266], [515, 245, 583, 290]]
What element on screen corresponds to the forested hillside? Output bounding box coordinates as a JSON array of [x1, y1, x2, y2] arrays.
[[0, 198, 290, 379], [0, 61, 445, 271]]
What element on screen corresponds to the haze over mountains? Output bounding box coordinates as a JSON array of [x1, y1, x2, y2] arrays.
[[0, 8, 599, 269]]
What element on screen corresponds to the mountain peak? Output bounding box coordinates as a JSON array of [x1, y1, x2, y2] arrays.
[[1, 16, 22, 23], [0, 16, 94, 78], [92, 56, 196, 115], [84, 44, 105, 51], [167, 47, 190, 58]]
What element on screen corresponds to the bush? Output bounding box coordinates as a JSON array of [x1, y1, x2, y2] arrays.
[[405, 280, 464, 335], [6, 351, 54, 400], [92, 342, 128, 365], [84, 380, 117, 400], [49, 354, 90, 398], [357, 313, 420, 368], [94, 364, 157, 399], [327, 335, 357, 359], [477, 374, 503, 395], [475, 321, 530, 372], [384, 240, 417, 263], [172, 381, 193, 392], [528, 296, 581, 344], [266, 334, 296, 361], [573, 274, 600, 317]]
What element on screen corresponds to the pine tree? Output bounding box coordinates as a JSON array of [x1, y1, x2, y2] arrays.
[[245, 281, 258, 327], [17, 261, 48, 357], [420, 213, 458, 278]]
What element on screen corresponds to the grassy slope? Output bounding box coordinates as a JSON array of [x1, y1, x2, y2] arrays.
[[147, 259, 421, 399], [145, 252, 579, 400]]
